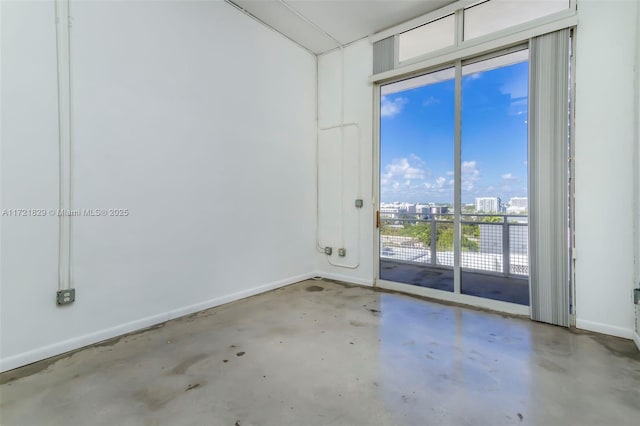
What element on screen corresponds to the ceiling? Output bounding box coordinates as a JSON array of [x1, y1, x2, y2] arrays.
[[231, 0, 457, 54]]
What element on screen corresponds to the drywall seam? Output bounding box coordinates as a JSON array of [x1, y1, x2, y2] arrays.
[[0, 272, 315, 372], [575, 319, 634, 340]]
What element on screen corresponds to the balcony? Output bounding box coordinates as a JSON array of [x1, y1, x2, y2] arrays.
[[379, 213, 529, 305]]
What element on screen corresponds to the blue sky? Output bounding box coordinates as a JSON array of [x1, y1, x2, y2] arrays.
[[380, 61, 528, 204]]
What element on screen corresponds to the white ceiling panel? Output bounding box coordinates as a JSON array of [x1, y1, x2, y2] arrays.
[[231, 0, 458, 54], [231, 1, 339, 53]]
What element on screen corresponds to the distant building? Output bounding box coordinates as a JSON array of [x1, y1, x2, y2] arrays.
[[379, 205, 399, 219], [380, 202, 417, 218], [429, 206, 449, 215], [475, 197, 501, 213], [412, 204, 449, 219], [398, 203, 416, 215], [380, 202, 449, 220], [415, 204, 430, 219], [507, 197, 528, 214]]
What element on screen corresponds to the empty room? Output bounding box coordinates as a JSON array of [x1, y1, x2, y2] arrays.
[[1, 0, 640, 425]]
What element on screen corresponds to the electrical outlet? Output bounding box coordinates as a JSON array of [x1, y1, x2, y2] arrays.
[[324, 247, 332, 255], [57, 288, 75, 305], [338, 248, 346, 257], [355, 199, 363, 208]]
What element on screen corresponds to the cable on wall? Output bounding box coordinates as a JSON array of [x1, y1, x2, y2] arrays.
[[277, 0, 364, 269], [54, 0, 73, 294], [321, 123, 362, 269], [225, 0, 364, 270]]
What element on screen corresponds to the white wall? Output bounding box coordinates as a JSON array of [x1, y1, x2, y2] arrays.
[[0, 0, 316, 371], [316, 40, 375, 286], [573, 0, 638, 339]]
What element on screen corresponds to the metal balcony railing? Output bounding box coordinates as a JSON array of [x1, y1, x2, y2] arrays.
[[380, 213, 528, 277]]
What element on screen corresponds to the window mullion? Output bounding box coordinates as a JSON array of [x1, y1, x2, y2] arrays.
[[455, 8, 464, 47], [454, 59, 462, 294]]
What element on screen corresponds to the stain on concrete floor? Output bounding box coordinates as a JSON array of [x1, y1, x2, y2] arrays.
[[305, 285, 324, 292]]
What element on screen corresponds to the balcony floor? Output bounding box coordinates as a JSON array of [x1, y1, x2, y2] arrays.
[[380, 260, 530, 305]]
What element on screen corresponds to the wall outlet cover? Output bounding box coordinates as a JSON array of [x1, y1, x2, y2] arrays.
[[57, 288, 75, 305]]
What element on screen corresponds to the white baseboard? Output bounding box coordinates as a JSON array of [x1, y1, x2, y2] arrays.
[[575, 319, 635, 340], [633, 331, 640, 351], [0, 272, 315, 373], [314, 271, 374, 287]]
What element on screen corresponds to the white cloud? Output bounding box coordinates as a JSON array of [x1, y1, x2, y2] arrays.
[[381, 155, 459, 202], [381, 156, 427, 186], [461, 160, 480, 192], [422, 96, 440, 107], [381, 96, 408, 118], [500, 76, 527, 99], [500, 71, 529, 118], [424, 176, 448, 190], [501, 173, 518, 182], [408, 153, 425, 165]]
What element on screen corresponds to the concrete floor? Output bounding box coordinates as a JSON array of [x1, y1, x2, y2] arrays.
[[380, 260, 530, 305], [1, 279, 639, 426]]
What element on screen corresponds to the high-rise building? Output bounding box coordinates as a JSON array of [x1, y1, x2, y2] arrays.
[[475, 197, 501, 213], [507, 197, 528, 214]]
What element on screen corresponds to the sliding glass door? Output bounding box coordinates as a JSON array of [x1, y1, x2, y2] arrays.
[[379, 67, 456, 292], [378, 48, 530, 307], [460, 50, 530, 305]]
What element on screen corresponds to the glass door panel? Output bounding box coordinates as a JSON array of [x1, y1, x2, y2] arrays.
[[460, 50, 530, 305], [379, 67, 455, 291]]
